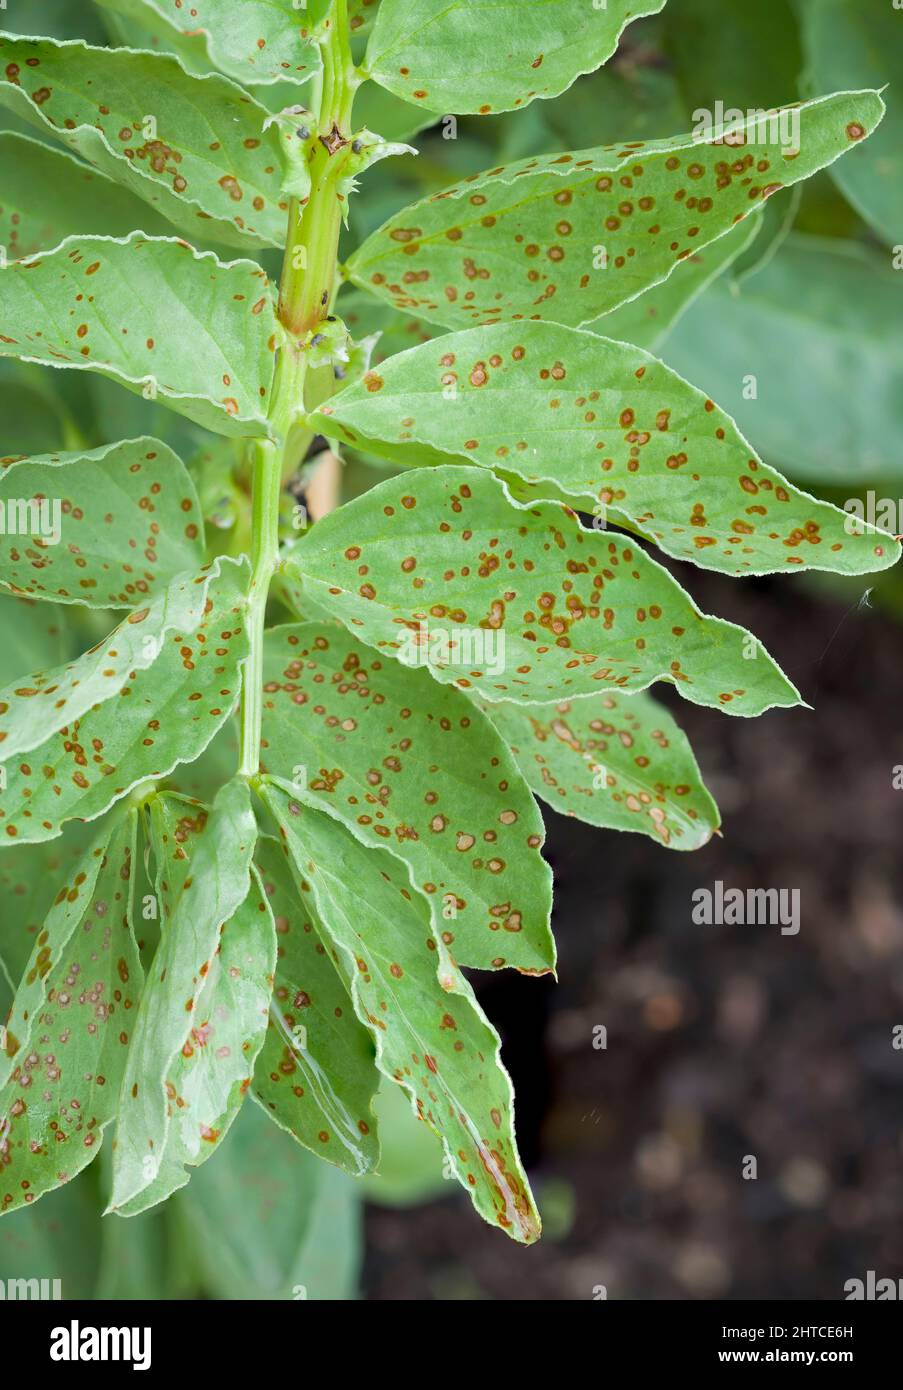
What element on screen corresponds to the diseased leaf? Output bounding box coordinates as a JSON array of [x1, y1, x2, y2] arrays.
[[313, 320, 899, 577], [0, 812, 142, 1214], [286, 464, 800, 716], [598, 212, 763, 349], [0, 820, 98, 1016], [259, 622, 554, 973], [0, 34, 297, 248], [364, 0, 666, 116], [0, 557, 240, 758], [252, 835, 380, 1177], [482, 689, 719, 850], [115, 865, 275, 1215], [96, 0, 322, 87], [261, 782, 542, 1240], [0, 234, 278, 438], [350, 0, 380, 41], [0, 437, 205, 607], [0, 556, 250, 844], [663, 235, 903, 484], [109, 779, 257, 1211], [803, 0, 902, 246], [346, 91, 885, 331], [0, 132, 173, 259]]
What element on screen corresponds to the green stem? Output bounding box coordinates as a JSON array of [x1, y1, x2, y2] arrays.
[[238, 0, 359, 778]]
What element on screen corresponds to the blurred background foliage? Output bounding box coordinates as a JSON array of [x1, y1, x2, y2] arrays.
[[1, 0, 901, 1299]]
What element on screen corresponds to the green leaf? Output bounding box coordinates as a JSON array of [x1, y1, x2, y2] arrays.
[[0, 556, 251, 844], [286, 464, 801, 715], [0, 811, 142, 1215], [0, 594, 67, 685], [95, 1193, 169, 1298], [0, 1167, 103, 1297], [259, 622, 554, 973], [180, 1097, 362, 1300], [598, 211, 763, 349], [0, 0, 108, 43], [802, 0, 902, 246], [663, 235, 903, 484], [96, 0, 322, 88], [364, 0, 666, 116], [346, 90, 885, 331], [176, 1096, 317, 1299], [0, 437, 205, 608], [109, 778, 258, 1211], [360, 1077, 449, 1207], [0, 369, 74, 455], [115, 866, 275, 1215], [482, 689, 720, 850], [0, 234, 278, 437], [0, 34, 297, 248], [261, 782, 542, 1241], [0, 132, 173, 259], [252, 835, 380, 1176], [665, 0, 803, 114], [313, 320, 899, 577]]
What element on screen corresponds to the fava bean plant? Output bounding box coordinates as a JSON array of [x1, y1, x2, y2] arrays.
[[0, 0, 897, 1250]]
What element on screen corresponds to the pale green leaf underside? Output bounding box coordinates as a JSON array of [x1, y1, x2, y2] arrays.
[[0, 34, 295, 248], [0, 437, 205, 607], [0, 556, 251, 843], [253, 836, 380, 1177], [259, 622, 554, 974], [261, 782, 542, 1242], [314, 320, 899, 577], [287, 465, 800, 715], [116, 864, 275, 1216], [98, 0, 323, 86], [803, 0, 902, 247], [110, 779, 258, 1211], [346, 90, 885, 330], [0, 132, 173, 259], [0, 812, 142, 1215], [482, 689, 720, 850], [0, 235, 278, 438], [365, 0, 666, 116]]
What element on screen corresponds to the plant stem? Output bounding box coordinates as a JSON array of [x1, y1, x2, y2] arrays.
[[238, 0, 359, 778]]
